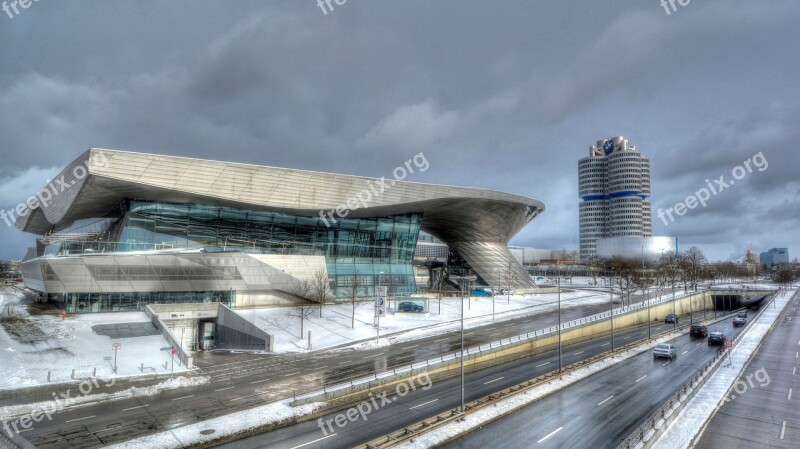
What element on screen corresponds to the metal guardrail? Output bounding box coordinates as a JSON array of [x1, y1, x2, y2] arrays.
[[614, 292, 778, 449], [351, 304, 754, 449]]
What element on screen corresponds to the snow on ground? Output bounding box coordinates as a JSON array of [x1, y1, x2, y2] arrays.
[[0, 288, 189, 391], [650, 288, 795, 449], [103, 399, 325, 449], [0, 376, 209, 420], [236, 289, 618, 353]]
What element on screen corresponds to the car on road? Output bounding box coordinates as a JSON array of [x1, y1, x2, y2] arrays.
[[689, 324, 708, 338], [665, 314, 679, 324], [737, 310, 747, 318], [398, 302, 424, 313], [708, 331, 726, 346], [733, 316, 747, 327], [653, 343, 678, 360]]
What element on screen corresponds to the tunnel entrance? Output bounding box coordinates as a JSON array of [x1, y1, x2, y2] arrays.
[[712, 294, 742, 311]]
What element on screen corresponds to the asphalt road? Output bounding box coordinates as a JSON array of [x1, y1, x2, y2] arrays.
[[438, 316, 747, 449], [693, 290, 799, 448], [9, 288, 709, 448], [216, 311, 732, 449]]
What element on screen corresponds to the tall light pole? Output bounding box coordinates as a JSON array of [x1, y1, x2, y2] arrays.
[[558, 277, 562, 371], [460, 278, 465, 413], [610, 276, 615, 352], [376, 271, 384, 342], [492, 268, 497, 321]]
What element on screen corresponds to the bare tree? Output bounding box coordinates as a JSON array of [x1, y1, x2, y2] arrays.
[[310, 270, 333, 318], [680, 246, 707, 291], [341, 272, 368, 329], [562, 250, 580, 285], [659, 253, 680, 298], [588, 255, 603, 286], [290, 279, 316, 339]]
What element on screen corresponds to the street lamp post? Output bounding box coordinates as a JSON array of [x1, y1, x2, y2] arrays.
[[492, 268, 497, 321], [558, 277, 562, 371], [460, 278, 465, 413], [610, 280, 615, 352]]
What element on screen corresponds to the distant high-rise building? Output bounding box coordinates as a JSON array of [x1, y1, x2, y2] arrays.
[[759, 248, 789, 267], [579, 136, 651, 260]]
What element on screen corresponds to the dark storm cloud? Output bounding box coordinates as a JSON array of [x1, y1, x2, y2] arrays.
[[0, 0, 798, 262]]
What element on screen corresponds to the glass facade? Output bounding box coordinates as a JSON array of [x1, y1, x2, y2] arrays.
[[109, 200, 422, 297], [48, 290, 234, 313]]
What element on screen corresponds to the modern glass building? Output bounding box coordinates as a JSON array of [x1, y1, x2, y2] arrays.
[[17, 149, 545, 312]]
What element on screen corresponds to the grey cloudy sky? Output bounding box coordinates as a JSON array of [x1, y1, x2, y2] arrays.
[[0, 0, 798, 262]]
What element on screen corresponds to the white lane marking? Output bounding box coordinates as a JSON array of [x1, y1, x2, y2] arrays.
[[597, 395, 614, 406], [338, 361, 350, 365], [490, 332, 503, 337], [65, 415, 95, 423], [696, 343, 702, 347], [682, 350, 689, 355], [601, 343, 610, 346], [789, 389, 793, 400], [484, 377, 504, 385], [662, 361, 671, 367], [171, 395, 194, 401], [536, 362, 550, 367], [230, 394, 258, 401], [486, 327, 497, 331], [409, 398, 439, 409], [793, 367, 797, 375], [573, 351, 585, 356], [404, 344, 420, 349], [362, 353, 385, 360], [623, 336, 631, 340], [215, 386, 235, 392], [122, 404, 149, 412], [433, 337, 449, 342], [636, 375, 648, 383], [251, 378, 271, 384], [796, 351, 799, 358], [780, 421, 786, 440], [537, 426, 564, 443], [289, 433, 337, 449], [284, 372, 302, 377]]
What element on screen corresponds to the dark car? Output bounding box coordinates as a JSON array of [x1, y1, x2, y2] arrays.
[[708, 331, 726, 346], [737, 310, 748, 318], [665, 314, 679, 324], [733, 317, 747, 327], [690, 324, 708, 338], [398, 302, 423, 313]]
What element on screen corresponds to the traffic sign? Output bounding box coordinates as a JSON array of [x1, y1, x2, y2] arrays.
[[112, 343, 121, 350], [724, 339, 733, 348]]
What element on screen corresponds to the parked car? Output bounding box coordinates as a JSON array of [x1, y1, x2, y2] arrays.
[[733, 316, 747, 327], [689, 324, 708, 338], [665, 314, 679, 324], [398, 302, 423, 313], [653, 343, 678, 360], [737, 310, 747, 318], [708, 332, 726, 346]]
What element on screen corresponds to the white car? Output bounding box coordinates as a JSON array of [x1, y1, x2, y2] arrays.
[[653, 343, 677, 360]]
